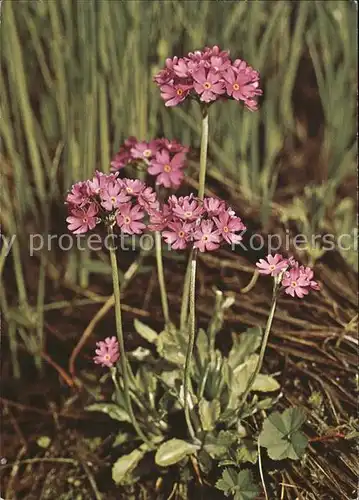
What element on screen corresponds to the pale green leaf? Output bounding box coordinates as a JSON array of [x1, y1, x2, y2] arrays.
[[155, 439, 200, 467], [85, 403, 130, 423], [112, 448, 146, 484], [37, 436, 51, 449], [133, 319, 158, 344], [228, 327, 262, 370], [199, 399, 221, 431], [252, 373, 280, 392]]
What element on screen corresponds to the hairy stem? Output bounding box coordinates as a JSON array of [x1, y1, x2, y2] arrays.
[[155, 231, 170, 326], [107, 225, 152, 448], [239, 289, 278, 409], [198, 106, 209, 200], [180, 248, 193, 331], [183, 254, 199, 443], [180, 105, 209, 330]]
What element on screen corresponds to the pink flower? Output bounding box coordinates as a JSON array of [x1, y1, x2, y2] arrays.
[[256, 254, 289, 276], [160, 82, 192, 107], [203, 197, 226, 217], [66, 203, 99, 234], [66, 181, 91, 207], [100, 181, 129, 211], [282, 267, 311, 298], [94, 337, 119, 368], [137, 186, 159, 211], [209, 55, 231, 73], [154, 46, 262, 111], [224, 65, 262, 110], [88, 171, 118, 197], [148, 149, 186, 188], [193, 219, 221, 252], [122, 178, 145, 196], [130, 141, 158, 163], [148, 205, 172, 231], [171, 196, 204, 221], [153, 57, 178, 85], [162, 221, 193, 250], [213, 211, 246, 244], [193, 68, 225, 102], [155, 138, 189, 154], [299, 266, 320, 291], [116, 203, 145, 234]]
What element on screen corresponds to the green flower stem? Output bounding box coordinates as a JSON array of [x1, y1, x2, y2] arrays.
[[239, 286, 279, 409], [180, 105, 209, 331], [107, 225, 153, 448], [155, 231, 170, 326], [180, 248, 193, 332], [183, 253, 200, 443], [198, 105, 209, 200]]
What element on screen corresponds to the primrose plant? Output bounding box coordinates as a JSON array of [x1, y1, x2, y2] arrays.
[[65, 45, 319, 494]]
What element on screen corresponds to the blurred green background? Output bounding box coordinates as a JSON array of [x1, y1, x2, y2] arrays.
[[0, 0, 357, 374]]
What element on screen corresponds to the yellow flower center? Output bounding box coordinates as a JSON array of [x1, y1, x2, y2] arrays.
[[203, 82, 212, 90], [143, 149, 152, 158], [126, 187, 133, 193], [291, 281, 297, 287], [223, 226, 229, 233], [177, 88, 183, 96], [104, 354, 110, 361], [111, 196, 117, 204], [269, 265, 275, 270], [184, 211, 192, 218], [82, 217, 88, 223], [178, 231, 185, 238], [202, 235, 209, 241], [164, 164, 172, 173], [124, 216, 131, 224], [233, 83, 240, 91]]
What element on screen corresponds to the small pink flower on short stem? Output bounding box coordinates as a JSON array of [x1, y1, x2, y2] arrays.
[[148, 149, 186, 188], [171, 196, 204, 221], [203, 197, 226, 217], [193, 219, 221, 252], [101, 181, 129, 212], [94, 337, 119, 368], [160, 83, 192, 107], [66, 203, 99, 234], [282, 267, 311, 298], [130, 141, 158, 163], [256, 254, 288, 276], [193, 68, 225, 102], [162, 221, 193, 250], [213, 211, 246, 245], [66, 181, 91, 207], [116, 203, 146, 234]]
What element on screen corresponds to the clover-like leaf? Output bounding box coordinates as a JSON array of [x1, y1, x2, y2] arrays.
[[204, 430, 238, 458], [155, 439, 200, 467], [259, 407, 308, 460], [216, 468, 259, 500], [199, 399, 221, 431], [85, 403, 130, 423], [236, 439, 258, 465], [133, 319, 158, 344]]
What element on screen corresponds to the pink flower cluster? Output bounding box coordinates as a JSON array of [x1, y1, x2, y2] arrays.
[[110, 137, 189, 189], [154, 45, 262, 111], [256, 254, 320, 298], [149, 194, 246, 252], [66, 171, 158, 234], [94, 337, 119, 368]]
